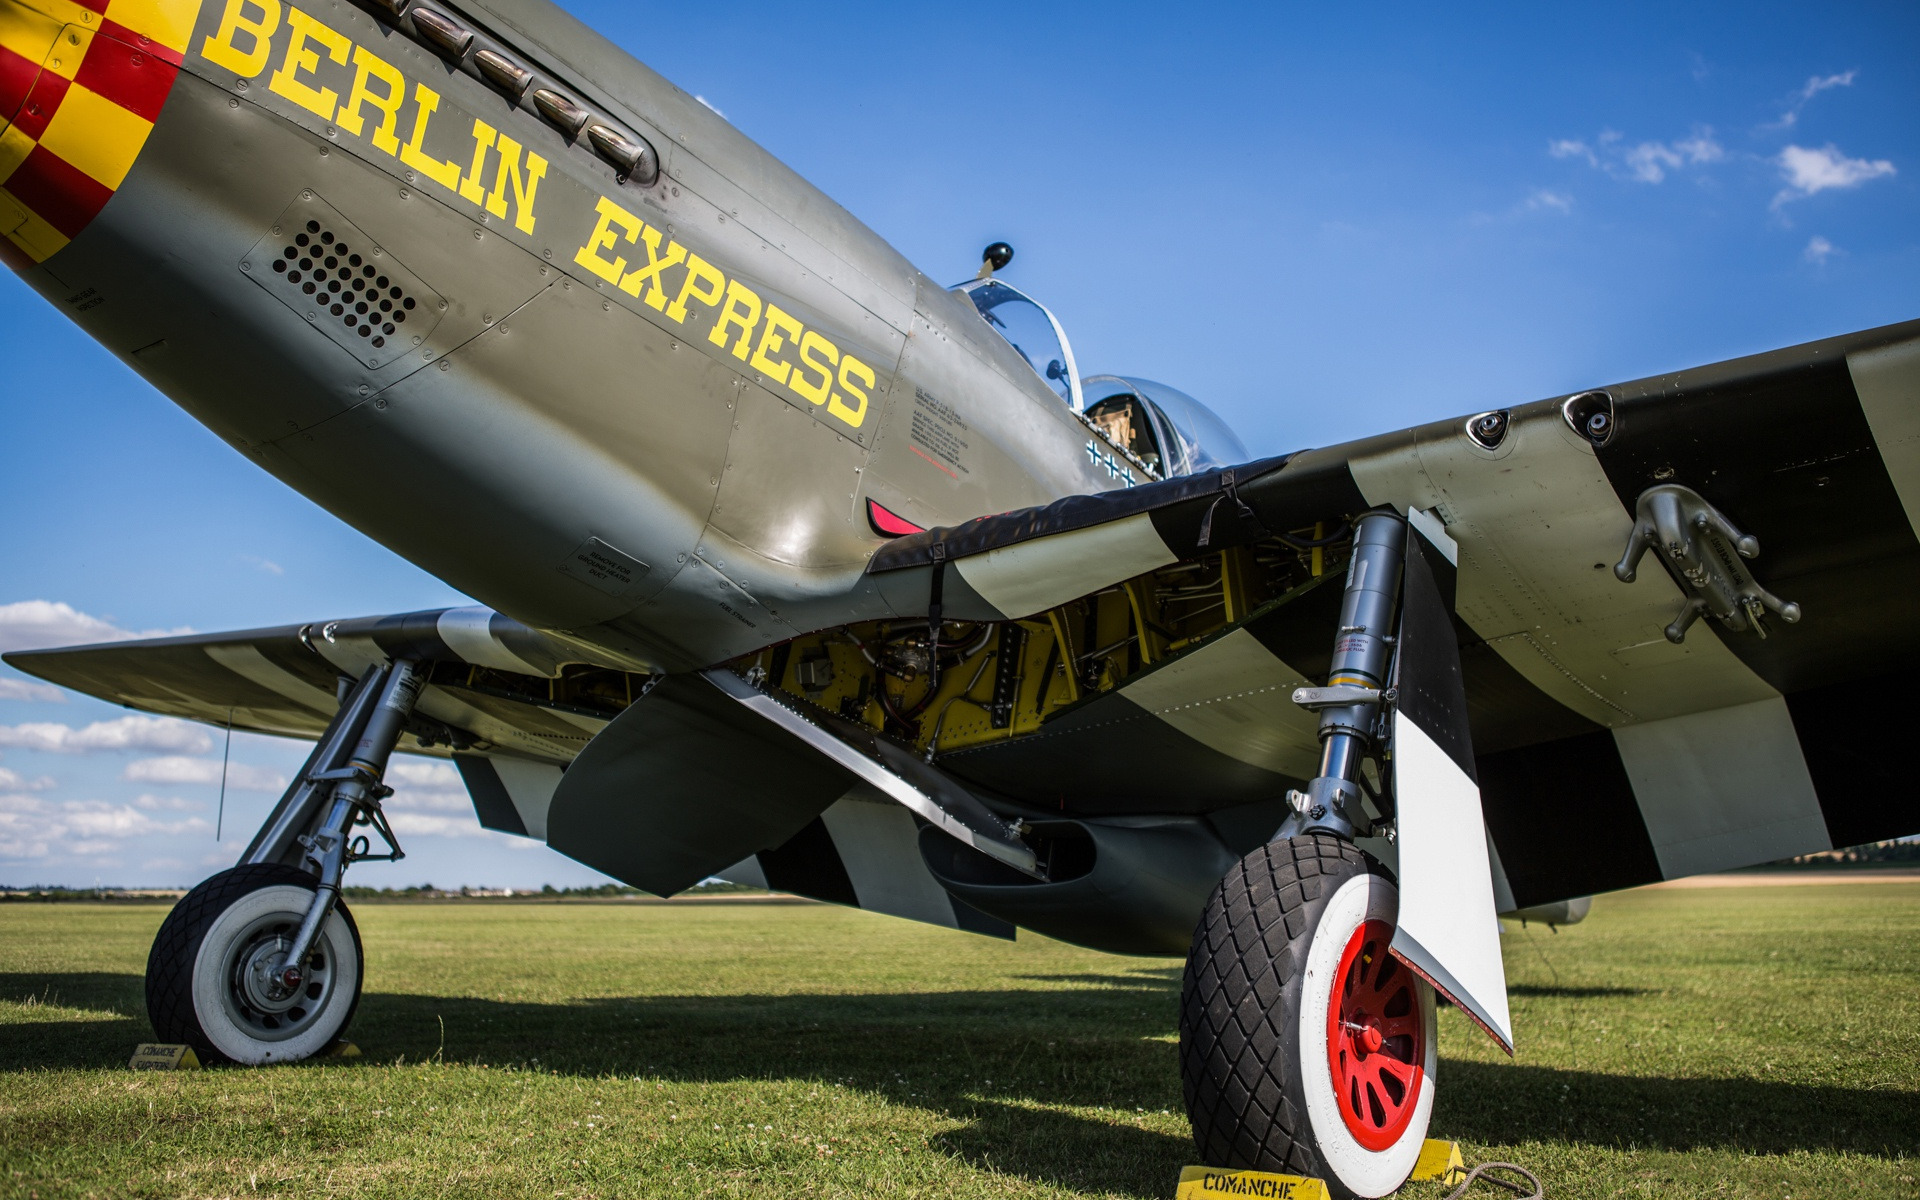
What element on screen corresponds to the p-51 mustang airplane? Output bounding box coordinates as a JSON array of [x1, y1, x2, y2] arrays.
[[3, 0, 1915, 1193]]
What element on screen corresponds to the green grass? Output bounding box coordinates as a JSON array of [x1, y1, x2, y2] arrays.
[[1, 885, 1915, 1199]]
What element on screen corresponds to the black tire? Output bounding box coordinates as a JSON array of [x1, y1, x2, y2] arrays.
[[146, 864, 363, 1066], [1179, 835, 1437, 1198]]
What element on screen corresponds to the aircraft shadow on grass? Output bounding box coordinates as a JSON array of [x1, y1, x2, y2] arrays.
[[1506, 984, 1657, 999], [1012, 970, 1182, 990], [4, 970, 1915, 1187]]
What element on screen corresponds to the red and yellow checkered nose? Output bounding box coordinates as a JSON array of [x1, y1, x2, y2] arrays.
[[0, 0, 197, 269]]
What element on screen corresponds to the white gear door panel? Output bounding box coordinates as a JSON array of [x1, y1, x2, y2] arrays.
[[1388, 712, 1513, 1052]]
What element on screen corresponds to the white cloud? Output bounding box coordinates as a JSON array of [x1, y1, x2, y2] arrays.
[[238, 555, 284, 576], [61, 800, 211, 839], [0, 825, 52, 858], [1804, 236, 1837, 263], [383, 758, 471, 814], [1626, 133, 1723, 182], [1523, 189, 1573, 214], [695, 94, 727, 119], [1673, 133, 1725, 164], [0, 716, 213, 755], [387, 811, 498, 838], [134, 794, 207, 812], [1548, 139, 1597, 168], [123, 756, 287, 792], [1552, 128, 1723, 184], [0, 795, 209, 860], [0, 600, 190, 652], [1623, 141, 1683, 183], [1773, 70, 1858, 128], [389, 760, 460, 788], [0, 678, 65, 702], [1799, 70, 1857, 102], [1774, 143, 1896, 206], [0, 765, 54, 792], [391, 789, 474, 815]]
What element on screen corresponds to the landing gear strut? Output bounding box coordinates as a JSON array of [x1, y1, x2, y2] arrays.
[[145, 660, 421, 1065], [1179, 511, 1439, 1197], [1281, 508, 1404, 843]]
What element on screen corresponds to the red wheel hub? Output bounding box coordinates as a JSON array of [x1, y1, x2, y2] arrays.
[[1326, 919, 1426, 1151]]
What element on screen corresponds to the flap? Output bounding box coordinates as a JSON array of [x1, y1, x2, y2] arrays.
[[703, 670, 1039, 876], [545, 673, 854, 895], [544, 669, 1036, 897]]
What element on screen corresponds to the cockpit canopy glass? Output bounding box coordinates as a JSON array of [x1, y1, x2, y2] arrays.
[[956, 280, 1080, 408], [948, 274, 1242, 478], [1081, 375, 1248, 478]]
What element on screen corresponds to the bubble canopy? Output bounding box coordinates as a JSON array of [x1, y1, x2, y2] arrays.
[[953, 275, 1246, 479], [1081, 374, 1249, 478]]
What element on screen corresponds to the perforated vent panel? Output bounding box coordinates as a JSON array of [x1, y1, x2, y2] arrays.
[[243, 193, 445, 370]]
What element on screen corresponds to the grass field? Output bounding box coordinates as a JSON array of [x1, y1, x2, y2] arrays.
[[2, 883, 1915, 1199]]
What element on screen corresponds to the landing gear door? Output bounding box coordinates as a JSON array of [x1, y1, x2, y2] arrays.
[[1386, 519, 1514, 1052]]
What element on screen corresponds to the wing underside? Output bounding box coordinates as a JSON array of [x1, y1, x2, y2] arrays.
[[3, 607, 618, 763], [2, 608, 1012, 934], [860, 318, 1920, 906], [10, 319, 1919, 937]]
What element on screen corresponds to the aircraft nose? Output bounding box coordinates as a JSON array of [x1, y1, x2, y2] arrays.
[[0, 0, 195, 267]]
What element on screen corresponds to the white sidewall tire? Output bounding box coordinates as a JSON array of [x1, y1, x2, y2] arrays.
[[190, 884, 361, 1065], [1297, 872, 1438, 1197]]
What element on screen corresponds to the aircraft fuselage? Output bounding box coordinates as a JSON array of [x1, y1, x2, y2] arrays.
[[4, 0, 1120, 670]]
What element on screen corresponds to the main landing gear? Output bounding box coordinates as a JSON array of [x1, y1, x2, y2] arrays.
[[1179, 510, 1439, 1198], [145, 661, 421, 1064]]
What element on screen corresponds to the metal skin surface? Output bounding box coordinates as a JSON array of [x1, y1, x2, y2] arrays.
[[8, 0, 1920, 976], [6, 0, 1114, 672], [20, 6, 1920, 1184]]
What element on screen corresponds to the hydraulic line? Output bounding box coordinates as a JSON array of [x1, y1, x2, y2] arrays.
[[1275, 522, 1351, 550], [1279, 508, 1406, 842]]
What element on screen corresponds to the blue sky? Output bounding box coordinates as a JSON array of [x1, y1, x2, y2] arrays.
[[3, 0, 1914, 886]]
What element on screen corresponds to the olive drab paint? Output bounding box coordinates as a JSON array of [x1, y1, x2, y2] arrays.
[[190, 0, 888, 445], [2, 0, 1124, 670], [205, 0, 548, 233], [573, 195, 875, 430], [12, 3, 1920, 1188]]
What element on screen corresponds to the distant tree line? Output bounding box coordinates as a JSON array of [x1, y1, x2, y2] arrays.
[[0, 879, 768, 902], [17, 842, 1914, 902], [1780, 839, 1920, 866]]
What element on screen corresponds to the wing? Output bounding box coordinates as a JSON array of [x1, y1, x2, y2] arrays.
[[13, 318, 1917, 945], [866, 317, 1920, 907], [2, 607, 619, 763], [1, 607, 1014, 935]]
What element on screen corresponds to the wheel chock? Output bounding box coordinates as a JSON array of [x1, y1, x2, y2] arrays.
[[1176, 1165, 1330, 1199], [129, 1043, 200, 1071], [321, 1039, 362, 1059], [1409, 1139, 1467, 1185]]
